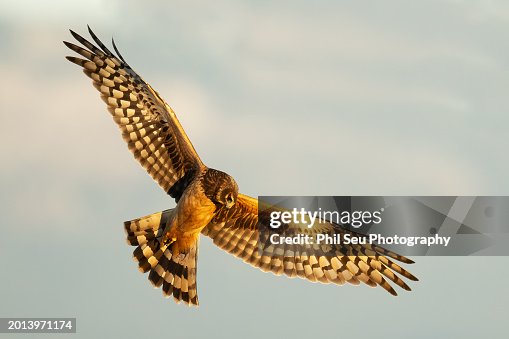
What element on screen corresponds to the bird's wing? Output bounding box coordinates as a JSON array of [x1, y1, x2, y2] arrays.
[[202, 194, 418, 295], [64, 26, 204, 201]]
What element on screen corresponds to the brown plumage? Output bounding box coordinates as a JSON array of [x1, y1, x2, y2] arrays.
[[65, 26, 418, 306]]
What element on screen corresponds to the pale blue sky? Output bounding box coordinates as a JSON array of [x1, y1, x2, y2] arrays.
[[1, 1, 508, 338]]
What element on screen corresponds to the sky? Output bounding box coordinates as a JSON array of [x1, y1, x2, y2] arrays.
[[1, 0, 508, 338]]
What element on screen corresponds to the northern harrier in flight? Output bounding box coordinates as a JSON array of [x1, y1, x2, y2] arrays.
[[64, 26, 418, 306]]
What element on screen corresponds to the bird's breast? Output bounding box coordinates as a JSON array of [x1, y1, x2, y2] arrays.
[[174, 180, 217, 234]]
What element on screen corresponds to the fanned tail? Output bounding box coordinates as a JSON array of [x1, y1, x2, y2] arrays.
[[124, 210, 200, 306]]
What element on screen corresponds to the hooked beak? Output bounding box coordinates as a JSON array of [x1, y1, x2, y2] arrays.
[[226, 200, 234, 209]]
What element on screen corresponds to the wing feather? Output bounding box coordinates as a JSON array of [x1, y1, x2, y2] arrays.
[[202, 194, 418, 295], [64, 27, 204, 200]]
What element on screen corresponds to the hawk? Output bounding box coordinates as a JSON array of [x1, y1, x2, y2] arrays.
[[64, 26, 418, 306]]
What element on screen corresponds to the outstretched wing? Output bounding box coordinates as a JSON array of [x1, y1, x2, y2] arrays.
[[202, 194, 418, 296], [64, 26, 204, 201]]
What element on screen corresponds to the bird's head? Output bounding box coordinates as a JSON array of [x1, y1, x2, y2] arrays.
[[203, 168, 239, 209]]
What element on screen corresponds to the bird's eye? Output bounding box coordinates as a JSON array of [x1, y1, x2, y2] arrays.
[[226, 193, 234, 204]]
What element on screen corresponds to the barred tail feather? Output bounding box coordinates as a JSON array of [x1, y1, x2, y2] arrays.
[[157, 239, 199, 306], [124, 209, 173, 246], [124, 209, 199, 306]]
